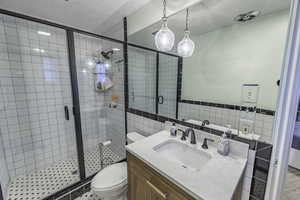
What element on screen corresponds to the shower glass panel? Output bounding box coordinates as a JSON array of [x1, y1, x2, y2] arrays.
[[0, 14, 79, 200], [158, 54, 178, 118], [74, 33, 126, 177], [128, 46, 157, 113]]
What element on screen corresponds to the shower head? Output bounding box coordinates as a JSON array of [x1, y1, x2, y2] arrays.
[[101, 50, 114, 60], [101, 48, 121, 60]]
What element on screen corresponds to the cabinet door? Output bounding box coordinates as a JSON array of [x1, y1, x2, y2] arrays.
[[147, 178, 190, 200], [128, 168, 168, 200], [127, 153, 195, 200], [128, 167, 151, 200]]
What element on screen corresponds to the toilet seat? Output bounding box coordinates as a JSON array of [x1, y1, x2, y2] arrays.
[[91, 162, 127, 192]]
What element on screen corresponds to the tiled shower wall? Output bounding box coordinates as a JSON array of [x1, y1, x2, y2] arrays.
[[128, 46, 156, 113], [0, 13, 78, 186], [178, 102, 274, 143]]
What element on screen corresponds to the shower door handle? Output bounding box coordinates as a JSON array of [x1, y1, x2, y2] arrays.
[[64, 106, 70, 120], [158, 96, 164, 104]]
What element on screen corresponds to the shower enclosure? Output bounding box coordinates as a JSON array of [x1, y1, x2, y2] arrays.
[[127, 44, 180, 119], [0, 12, 126, 200]]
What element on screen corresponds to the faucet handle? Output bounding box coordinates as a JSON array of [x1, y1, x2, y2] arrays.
[[177, 129, 186, 141], [202, 120, 210, 126], [201, 138, 214, 149]]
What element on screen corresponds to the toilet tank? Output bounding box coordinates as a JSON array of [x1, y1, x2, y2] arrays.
[[127, 132, 145, 144]]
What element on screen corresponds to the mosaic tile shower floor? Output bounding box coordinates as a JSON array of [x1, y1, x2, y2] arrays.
[[74, 192, 100, 200], [74, 191, 127, 200], [7, 147, 122, 200]]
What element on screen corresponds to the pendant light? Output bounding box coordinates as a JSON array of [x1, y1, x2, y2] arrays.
[[154, 0, 175, 51], [177, 8, 195, 57]]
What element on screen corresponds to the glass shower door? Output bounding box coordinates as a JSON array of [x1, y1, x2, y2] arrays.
[[128, 46, 157, 114], [0, 14, 80, 200], [157, 53, 178, 118], [74, 33, 126, 177]]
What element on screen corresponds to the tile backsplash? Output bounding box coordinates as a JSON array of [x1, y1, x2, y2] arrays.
[[178, 102, 274, 143], [127, 112, 163, 136]]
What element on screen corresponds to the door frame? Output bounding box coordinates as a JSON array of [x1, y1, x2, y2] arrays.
[[265, 0, 300, 199], [66, 30, 86, 180]]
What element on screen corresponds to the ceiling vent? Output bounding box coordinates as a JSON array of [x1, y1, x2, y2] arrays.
[[234, 10, 261, 22]]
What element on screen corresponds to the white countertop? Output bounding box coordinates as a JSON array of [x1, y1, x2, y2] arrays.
[[126, 130, 249, 200]]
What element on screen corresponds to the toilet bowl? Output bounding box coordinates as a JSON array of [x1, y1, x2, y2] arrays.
[[91, 132, 145, 200], [91, 162, 127, 200]]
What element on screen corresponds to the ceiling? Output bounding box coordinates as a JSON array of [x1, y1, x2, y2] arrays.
[[128, 0, 291, 49], [0, 0, 151, 34]]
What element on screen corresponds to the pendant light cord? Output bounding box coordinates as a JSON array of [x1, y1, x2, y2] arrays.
[[163, 0, 167, 18], [185, 8, 190, 31]]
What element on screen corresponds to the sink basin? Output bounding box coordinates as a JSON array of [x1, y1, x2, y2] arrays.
[[153, 140, 212, 171]]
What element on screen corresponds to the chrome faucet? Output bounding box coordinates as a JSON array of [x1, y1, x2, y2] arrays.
[[177, 129, 186, 140], [186, 128, 196, 144], [201, 138, 214, 149], [179, 128, 196, 144]]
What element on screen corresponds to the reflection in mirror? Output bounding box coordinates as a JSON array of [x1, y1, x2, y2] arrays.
[[157, 53, 178, 118], [128, 46, 157, 114], [127, 45, 179, 119], [128, 0, 291, 143]]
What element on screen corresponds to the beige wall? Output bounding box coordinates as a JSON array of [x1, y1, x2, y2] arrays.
[[181, 10, 289, 110]]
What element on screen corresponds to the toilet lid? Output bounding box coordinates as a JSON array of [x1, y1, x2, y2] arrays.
[[92, 162, 127, 190]]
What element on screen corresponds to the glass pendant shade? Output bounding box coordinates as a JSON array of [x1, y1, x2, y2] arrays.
[[177, 30, 195, 57], [155, 18, 175, 51]]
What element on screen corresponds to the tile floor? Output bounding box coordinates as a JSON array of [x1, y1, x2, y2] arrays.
[[7, 147, 122, 200], [74, 191, 127, 200], [281, 167, 300, 200], [74, 192, 100, 200]]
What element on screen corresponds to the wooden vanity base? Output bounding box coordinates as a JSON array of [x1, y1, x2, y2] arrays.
[[127, 152, 197, 200]]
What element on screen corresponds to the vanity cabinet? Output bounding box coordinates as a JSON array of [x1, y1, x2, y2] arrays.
[[127, 152, 196, 200]]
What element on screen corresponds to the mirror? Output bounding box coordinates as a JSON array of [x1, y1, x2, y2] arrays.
[[128, 0, 291, 143], [128, 46, 157, 114], [127, 45, 180, 119]]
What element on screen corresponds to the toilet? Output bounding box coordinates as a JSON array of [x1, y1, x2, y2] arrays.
[[91, 132, 145, 200]]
